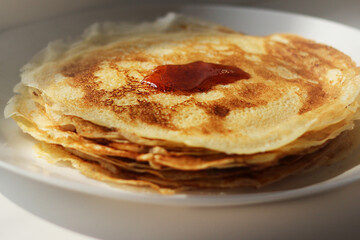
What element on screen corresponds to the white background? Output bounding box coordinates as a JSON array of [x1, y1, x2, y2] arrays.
[[1, 0, 360, 239]]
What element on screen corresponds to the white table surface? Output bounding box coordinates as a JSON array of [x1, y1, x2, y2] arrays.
[[1, 1, 360, 239]]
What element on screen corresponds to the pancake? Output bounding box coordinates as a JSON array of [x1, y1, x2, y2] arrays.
[[4, 13, 360, 194], [7, 88, 357, 171], [11, 13, 360, 155], [35, 121, 360, 194]]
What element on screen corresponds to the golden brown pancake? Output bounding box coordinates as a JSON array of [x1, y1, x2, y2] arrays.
[[35, 122, 359, 194], [8, 89, 357, 171], [4, 13, 360, 194], [8, 13, 360, 155]]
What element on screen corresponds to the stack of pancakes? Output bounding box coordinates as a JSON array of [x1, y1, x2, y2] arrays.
[[5, 14, 360, 194]]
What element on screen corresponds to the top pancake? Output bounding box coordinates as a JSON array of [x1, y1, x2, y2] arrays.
[[14, 13, 360, 154]]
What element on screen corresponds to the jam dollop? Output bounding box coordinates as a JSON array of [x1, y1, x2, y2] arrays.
[[142, 61, 250, 93]]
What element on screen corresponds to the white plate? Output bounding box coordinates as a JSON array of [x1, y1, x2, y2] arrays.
[[1, 4, 360, 210]]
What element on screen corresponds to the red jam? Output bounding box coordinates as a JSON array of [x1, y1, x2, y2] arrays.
[[142, 61, 250, 93]]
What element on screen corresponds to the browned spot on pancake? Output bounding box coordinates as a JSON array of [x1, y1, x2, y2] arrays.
[[239, 83, 271, 99], [126, 100, 176, 129], [103, 98, 114, 106], [61, 55, 107, 107], [224, 83, 277, 109], [263, 35, 355, 82], [298, 83, 327, 114], [201, 127, 210, 135], [62, 57, 101, 79], [132, 56, 148, 62], [111, 105, 127, 114], [288, 35, 355, 69], [109, 61, 119, 71], [196, 102, 231, 118], [261, 37, 331, 82], [228, 99, 258, 109], [84, 88, 106, 104], [200, 118, 229, 135], [32, 91, 38, 97], [256, 35, 348, 115], [182, 82, 280, 135], [212, 105, 230, 117]]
